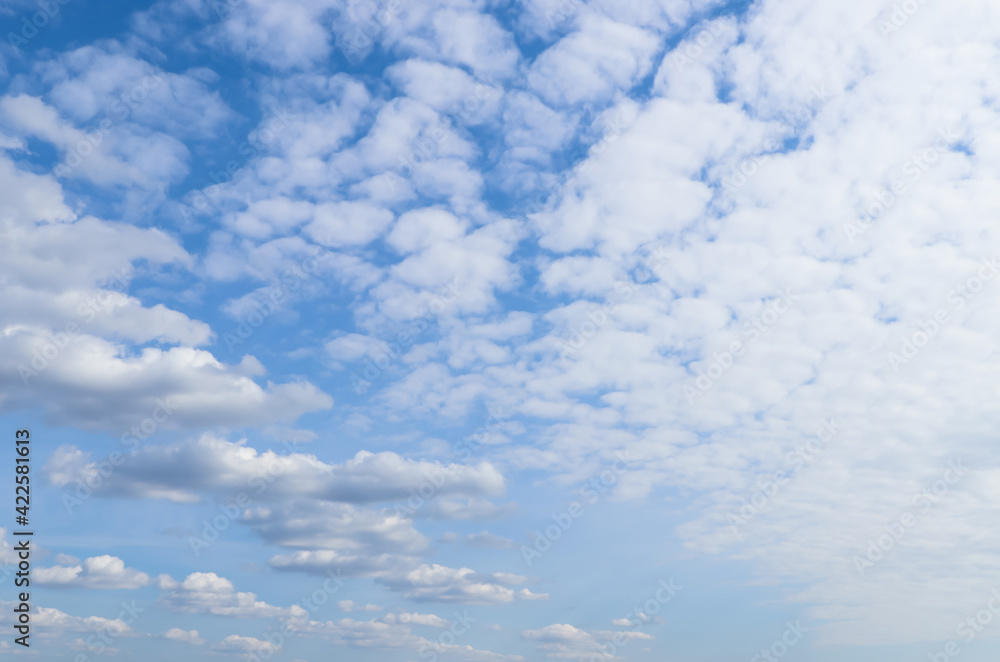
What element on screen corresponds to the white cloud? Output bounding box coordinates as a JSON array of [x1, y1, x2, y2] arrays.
[[0, 93, 189, 195], [338, 600, 382, 612], [36, 555, 151, 589], [159, 572, 307, 620], [45, 434, 505, 505], [39, 44, 232, 137], [164, 628, 205, 645], [305, 200, 395, 247], [466, 530, 517, 549], [7, 0, 1000, 653], [0, 153, 331, 432], [422, 9, 520, 79], [381, 564, 527, 604], [213, 633, 278, 654], [33, 605, 133, 635], [294, 611, 524, 660], [213, 0, 339, 69], [523, 623, 652, 660], [526, 15, 661, 106], [386, 59, 502, 122]]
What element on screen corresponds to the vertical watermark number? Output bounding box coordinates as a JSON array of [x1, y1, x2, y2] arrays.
[[13, 428, 32, 648]]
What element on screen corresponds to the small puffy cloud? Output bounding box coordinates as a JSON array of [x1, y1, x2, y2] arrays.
[[523, 623, 652, 659], [527, 15, 661, 106], [305, 200, 395, 247], [381, 564, 530, 604], [164, 628, 205, 645], [338, 600, 382, 613], [325, 332, 391, 367], [395, 8, 520, 80], [35, 555, 151, 589], [214, 0, 338, 69], [386, 59, 502, 120], [384, 612, 449, 627], [290, 611, 523, 661], [213, 633, 278, 654], [159, 572, 306, 620], [40, 44, 233, 137], [32, 605, 133, 635], [466, 530, 517, 549], [386, 207, 469, 255]]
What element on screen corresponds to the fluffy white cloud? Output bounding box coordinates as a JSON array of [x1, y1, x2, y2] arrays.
[[338, 600, 382, 612], [7, 0, 1000, 653], [465, 530, 517, 549], [387, 59, 502, 122], [246, 501, 430, 555], [38, 44, 232, 137], [213, 0, 340, 69], [381, 564, 528, 604], [0, 152, 332, 431], [213, 633, 278, 654], [36, 555, 151, 589], [526, 15, 661, 106], [523, 623, 652, 659], [33, 606, 133, 635], [45, 434, 505, 504], [0, 93, 190, 200], [294, 611, 524, 661], [159, 572, 307, 619], [164, 628, 205, 645]]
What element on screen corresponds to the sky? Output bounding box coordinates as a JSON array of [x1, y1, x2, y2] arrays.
[[0, 0, 999, 660]]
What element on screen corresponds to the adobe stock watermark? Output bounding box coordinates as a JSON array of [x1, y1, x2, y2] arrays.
[[544, 0, 582, 29], [223, 244, 334, 353], [683, 288, 799, 404], [669, 20, 729, 71], [52, 73, 165, 178], [179, 111, 290, 222], [73, 601, 145, 661], [341, 0, 406, 64], [750, 621, 809, 662], [556, 243, 670, 362], [591, 579, 681, 662], [6, 0, 71, 47], [928, 588, 1000, 662], [189, 437, 312, 555], [415, 611, 478, 662], [452, 405, 512, 461], [390, 464, 456, 519], [555, 282, 634, 361], [521, 450, 635, 565], [382, 78, 503, 193], [853, 459, 967, 575], [243, 568, 346, 662], [509, 109, 632, 237], [210, 0, 244, 19], [727, 418, 840, 534], [349, 279, 462, 394], [843, 126, 960, 243], [875, 0, 933, 36], [62, 397, 179, 514], [18, 265, 134, 384], [884, 256, 999, 372], [722, 85, 833, 192]]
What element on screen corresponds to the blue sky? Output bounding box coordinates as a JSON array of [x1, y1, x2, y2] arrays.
[[1, 0, 1000, 660]]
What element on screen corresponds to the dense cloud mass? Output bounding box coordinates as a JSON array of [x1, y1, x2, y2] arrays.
[[1, 0, 998, 659]]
